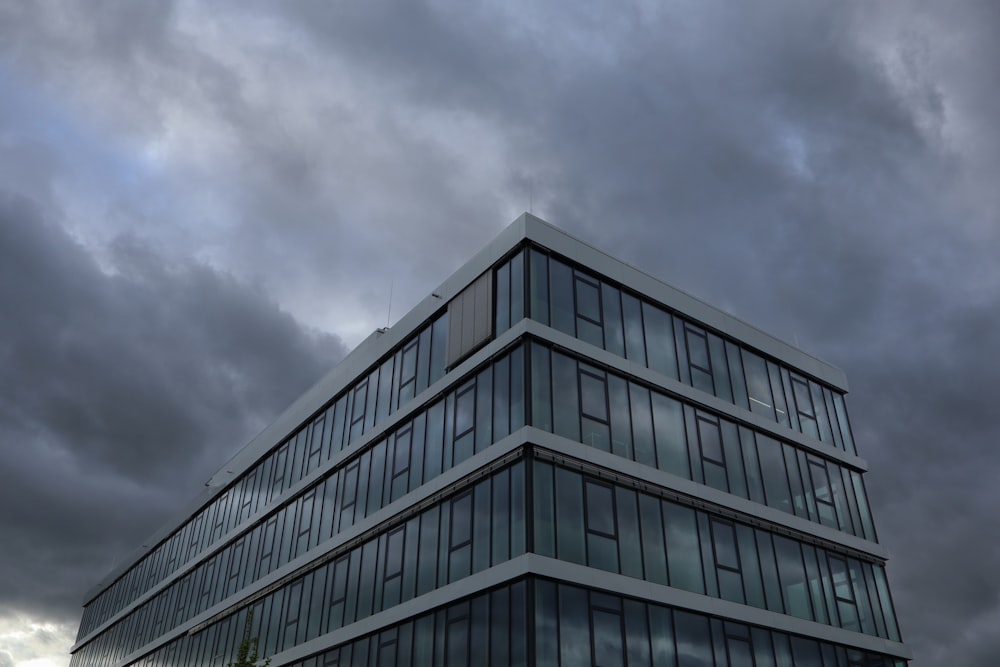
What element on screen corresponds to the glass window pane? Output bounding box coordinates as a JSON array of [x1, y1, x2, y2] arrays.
[[585, 482, 616, 537], [559, 585, 590, 667], [496, 261, 511, 334], [450, 493, 472, 547], [728, 638, 754, 667], [736, 524, 765, 609], [415, 327, 432, 395], [491, 586, 510, 667], [648, 606, 676, 667], [756, 531, 784, 614], [476, 366, 493, 453], [602, 284, 625, 357], [849, 559, 877, 636], [580, 371, 609, 421], [726, 341, 749, 411], [740, 427, 765, 505], [711, 520, 739, 570], [552, 353, 580, 442], [412, 615, 434, 667], [430, 312, 448, 386], [446, 618, 469, 667], [629, 384, 655, 468], [638, 494, 668, 585], [685, 326, 710, 370], [576, 276, 601, 322], [832, 393, 856, 454], [511, 250, 525, 324], [784, 446, 808, 518], [673, 611, 713, 667], [417, 509, 439, 596], [801, 545, 828, 624], [555, 467, 586, 564], [532, 462, 555, 558], [768, 361, 789, 427], [790, 637, 823, 667], [652, 393, 688, 478], [534, 580, 559, 667], [642, 302, 677, 380], [623, 599, 651, 667], [493, 468, 511, 564], [549, 258, 574, 335], [493, 355, 511, 441], [608, 376, 633, 460], [616, 489, 643, 579], [873, 565, 901, 641], [663, 502, 704, 594], [697, 417, 723, 464], [510, 345, 525, 431], [592, 608, 625, 667], [810, 382, 834, 444], [773, 536, 812, 620], [622, 293, 646, 366], [743, 351, 774, 418], [757, 435, 792, 514], [750, 627, 776, 667], [851, 472, 877, 541], [708, 334, 732, 402], [530, 344, 552, 432], [529, 250, 549, 325], [511, 462, 527, 556], [455, 384, 475, 437], [721, 420, 746, 499]]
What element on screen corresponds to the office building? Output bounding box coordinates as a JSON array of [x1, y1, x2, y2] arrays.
[[71, 214, 909, 666]]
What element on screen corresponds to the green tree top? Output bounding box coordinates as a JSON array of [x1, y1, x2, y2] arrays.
[[226, 610, 271, 667]]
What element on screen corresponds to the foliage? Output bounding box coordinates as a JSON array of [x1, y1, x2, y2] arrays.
[[226, 610, 271, 667]]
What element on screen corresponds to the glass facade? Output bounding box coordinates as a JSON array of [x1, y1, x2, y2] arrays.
[[528, 343, 876, 540], [499, 249, 857, 455], [72, 216, 907, 667], [532, 459, 898, 641]]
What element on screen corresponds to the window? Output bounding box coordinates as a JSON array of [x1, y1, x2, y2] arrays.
[[591, 605, 625, 667], [339, 462, 360, 530], [382, 527, 405, 608], [808, 457, 838, 528], [349, 380, 368, 442], [580, 369, 610, 450], [327, 555, 350, 631], [448, 492, 473, 582], [710, 520, 744, 604], [292, 490, 315, 560], [446, 271, 494, 368], [305, 416, 325, 477], [585, 481, 618, 573], [791, 375, 818, 439], [743, 351, 774, 418], [398, 340, 418, 405], [453, 381, 476, 465], [575, 274, 604, 348], [685, 325, 714, 395], [697, 415, 728, 493], [390, 427, 412, 502]]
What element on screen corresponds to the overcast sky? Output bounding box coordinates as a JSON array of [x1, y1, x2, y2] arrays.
[[1, 2, 997, 665]]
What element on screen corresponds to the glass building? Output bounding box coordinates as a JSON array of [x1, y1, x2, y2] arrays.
[[71, 215, 909, 667]]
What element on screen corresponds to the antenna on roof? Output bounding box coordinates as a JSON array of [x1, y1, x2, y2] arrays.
[[387, 278, 394, 328]]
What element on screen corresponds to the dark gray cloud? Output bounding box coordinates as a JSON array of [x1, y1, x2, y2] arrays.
[[0, 192, 346, 625], [0, 1, 998, 665]]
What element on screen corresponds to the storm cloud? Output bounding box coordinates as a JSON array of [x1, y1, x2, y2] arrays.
[[1, 1, 998, 665], [0, 193, 345, 627]]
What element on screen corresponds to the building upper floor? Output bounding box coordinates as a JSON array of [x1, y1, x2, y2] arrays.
[[75, 214, 883, 656]]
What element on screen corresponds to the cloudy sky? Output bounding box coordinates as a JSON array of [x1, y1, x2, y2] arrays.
[[0, 1, 997, 665]]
